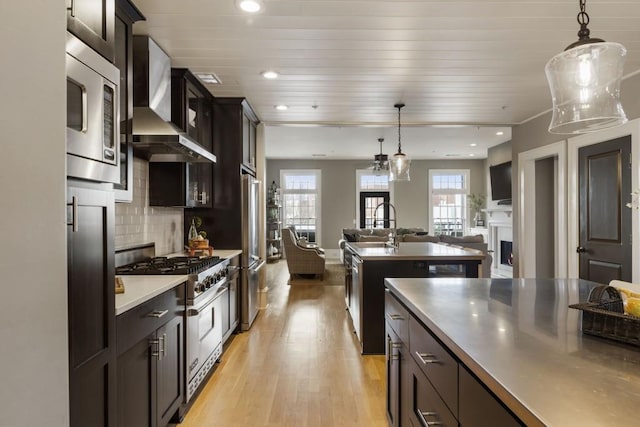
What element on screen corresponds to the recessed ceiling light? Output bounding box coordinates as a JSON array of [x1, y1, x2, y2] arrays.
[[194, 73, 221, 84], [275, 105, 288, 111], [469, 154, 475, 157], [470, 143, 477, 147], [496, 131, 504, 136], [262, 70, 278, 79], [311, 154, 326, 157], [238, 0, 261, 13]]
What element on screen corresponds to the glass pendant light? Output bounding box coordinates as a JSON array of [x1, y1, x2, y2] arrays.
[[389, 103, 410, 182], [372, 137, 389, 173], [545, 0, 627, 134]]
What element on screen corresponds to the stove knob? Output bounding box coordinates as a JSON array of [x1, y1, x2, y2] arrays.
[[196, 283, 205, 293]]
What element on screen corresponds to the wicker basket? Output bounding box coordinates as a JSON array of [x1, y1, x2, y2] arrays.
[[569, 285, 640, 347]]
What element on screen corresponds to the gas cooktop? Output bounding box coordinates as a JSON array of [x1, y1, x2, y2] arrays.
[[116, 256, 222, 275]]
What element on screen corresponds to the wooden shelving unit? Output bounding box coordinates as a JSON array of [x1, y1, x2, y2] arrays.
[[267, 182, 282, 262]]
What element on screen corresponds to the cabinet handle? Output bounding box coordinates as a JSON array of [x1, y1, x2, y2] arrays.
[[67, 196, 79, 233], [418, 410, 443, 426], [415, 351, 440, 365], [67, 0, 75, 17], [147, 309, 168, 318], [158, 333, 166, 360], [387, 313, 403, 321], [149, 338, 160, 359]]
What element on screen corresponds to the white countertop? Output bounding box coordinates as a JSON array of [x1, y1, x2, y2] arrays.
[[115, 275, 187, 315], [386, 278, 640, 427], [165, 249, 242, 259]]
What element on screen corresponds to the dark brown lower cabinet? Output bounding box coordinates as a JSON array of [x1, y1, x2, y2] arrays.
[[67, 182, 116, 427], [459, 366, 522, 427], [386, 291, 523, 427], [117, 286, 184, 427]]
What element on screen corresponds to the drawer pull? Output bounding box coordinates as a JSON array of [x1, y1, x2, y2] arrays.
[[415, 351, 440, 364], [388, 314, 404, 320], [418, 410, 443, 426], [147, 309, 168, 318]]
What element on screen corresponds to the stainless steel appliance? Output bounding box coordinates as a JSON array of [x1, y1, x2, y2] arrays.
[[131, 35, 216, 163], [66, 32, 120, 184], [241, 174, 266, 330], [116, 253, 230, 402]]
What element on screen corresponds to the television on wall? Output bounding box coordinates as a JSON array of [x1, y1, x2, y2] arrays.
[[489, 161, 512, 204]]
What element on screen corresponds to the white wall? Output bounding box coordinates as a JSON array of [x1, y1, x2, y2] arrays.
[[0, 1, 69, 425], [115, 158, 184, 255]]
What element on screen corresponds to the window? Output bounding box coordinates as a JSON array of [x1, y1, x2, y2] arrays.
[[280, 170, 321, 243], [356, 171, 392, 228], [429, 170, 470, 236]]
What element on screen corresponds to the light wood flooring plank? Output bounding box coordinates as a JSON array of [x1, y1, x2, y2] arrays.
[[177, 260, 387, 427]]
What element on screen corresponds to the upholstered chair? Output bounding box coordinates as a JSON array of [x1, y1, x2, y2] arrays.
[[282, 227, 326, 279]]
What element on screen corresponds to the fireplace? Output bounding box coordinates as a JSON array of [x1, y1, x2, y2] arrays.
[[486, 207, 513, 278], [500, 240, 513, 266]]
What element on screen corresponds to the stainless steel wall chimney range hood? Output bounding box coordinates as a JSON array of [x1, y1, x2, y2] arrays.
[[132, 36, 216, 163]]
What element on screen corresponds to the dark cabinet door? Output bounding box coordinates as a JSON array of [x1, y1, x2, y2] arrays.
[[156, 315, 184, 427], [149, 162, 212, 208], [171, 69, 214, 151], [117, 333, 155, 427], [386, 325, 401, 427], [113, 0, 144, 202], [67, 184, 116, 427], [67, 0, 116, 61]]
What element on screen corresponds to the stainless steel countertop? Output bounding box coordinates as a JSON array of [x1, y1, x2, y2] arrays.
[[346, 241, 484, 261], [385, 278, 640, 427]]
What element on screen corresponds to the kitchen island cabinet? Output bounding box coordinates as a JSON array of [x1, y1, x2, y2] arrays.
[[346, 242, 483, 354], [116, 283, 185, 427], [385, 277, 640, 426]]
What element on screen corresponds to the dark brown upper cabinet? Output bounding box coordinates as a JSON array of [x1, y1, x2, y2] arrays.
[[67, 0, 116, 62], [114, 0, 145, 202], [148, 162, 212, 208], [171, 68, 214, 152], [214, 98, 259, 176]]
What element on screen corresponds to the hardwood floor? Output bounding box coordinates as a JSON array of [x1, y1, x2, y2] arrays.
[[178, 259, 388, 426]]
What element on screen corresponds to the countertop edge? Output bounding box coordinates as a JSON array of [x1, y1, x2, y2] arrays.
[[385, 279, 545, 427], [115, 275, 188, 316]]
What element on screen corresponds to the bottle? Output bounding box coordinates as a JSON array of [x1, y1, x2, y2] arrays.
[[188, 219, 198, 241]]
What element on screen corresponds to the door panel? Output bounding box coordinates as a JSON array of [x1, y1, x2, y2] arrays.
[[360, 191, 390, 228], [578, 135, 631, 283]]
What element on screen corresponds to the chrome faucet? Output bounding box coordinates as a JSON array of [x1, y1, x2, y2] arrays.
[[373, 202, 398, 247]]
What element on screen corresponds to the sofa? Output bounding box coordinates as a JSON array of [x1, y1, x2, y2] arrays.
[[338, 228, 493, 278]]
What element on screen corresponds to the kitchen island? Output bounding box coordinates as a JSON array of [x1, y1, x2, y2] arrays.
[[345, 242, 484, 354], [385, 277, 640, 427]]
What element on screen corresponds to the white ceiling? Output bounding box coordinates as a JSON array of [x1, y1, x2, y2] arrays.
[[132, 0, 640, 159]]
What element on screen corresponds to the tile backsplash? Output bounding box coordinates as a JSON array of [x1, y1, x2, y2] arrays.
[[115, 158, 183, 256]]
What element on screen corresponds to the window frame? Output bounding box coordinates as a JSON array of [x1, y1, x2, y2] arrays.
[[279, 169, 322, 244], [428, 169, 470, 236], [355, 170, 394, 228]]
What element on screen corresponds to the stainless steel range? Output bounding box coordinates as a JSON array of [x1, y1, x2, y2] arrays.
[[116, 249, 230, 402]]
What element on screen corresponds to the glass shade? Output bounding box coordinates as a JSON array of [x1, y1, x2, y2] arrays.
[[546, 42, 627, 134], [389, 152, 410, 182]]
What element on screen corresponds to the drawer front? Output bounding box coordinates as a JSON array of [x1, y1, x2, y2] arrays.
[[459, 366, 523, 427], [410, 359, 458, 427], [385, 291, 409, 343], [116, 284, 183, 355], [409, 315, 458, 416]]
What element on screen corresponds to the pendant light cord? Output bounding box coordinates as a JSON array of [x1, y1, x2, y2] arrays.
[[394, 103, 405, 154], [577, 0, 591, 40]]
